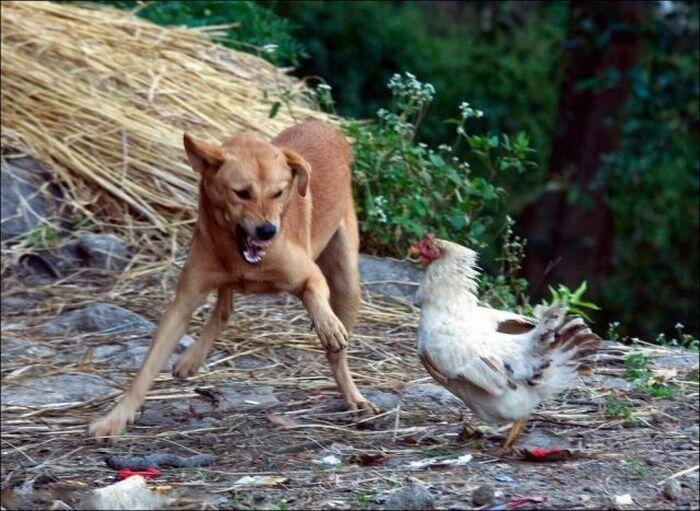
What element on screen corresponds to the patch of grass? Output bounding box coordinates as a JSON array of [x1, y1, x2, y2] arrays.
[[623, 354, 679, 399], [604, 395, 645, 428], [641, 382, 678, 399], [354, 491, 377, 510], [624, 354, 651, 381], [25, 223, 59, 249], [624, 456, 648, 477]]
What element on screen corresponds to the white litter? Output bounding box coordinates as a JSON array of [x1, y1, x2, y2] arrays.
[[408, 454, 473, 470]]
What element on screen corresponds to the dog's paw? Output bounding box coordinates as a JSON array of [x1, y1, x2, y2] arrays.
[[172, 346, 206, 379], [88, 408, 134, 441], [313, 315, 348, 353], [346, 396, 380, 415]]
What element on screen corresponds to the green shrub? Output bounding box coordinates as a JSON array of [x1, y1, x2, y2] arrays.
[[338, 72, 535, 260], [100, 0, 305, 65]]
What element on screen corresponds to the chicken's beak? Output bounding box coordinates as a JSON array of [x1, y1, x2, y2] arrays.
[[408, 243, 421, 260]]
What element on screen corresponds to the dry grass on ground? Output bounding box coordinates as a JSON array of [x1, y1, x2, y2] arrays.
[[1, 258, 699, 510]]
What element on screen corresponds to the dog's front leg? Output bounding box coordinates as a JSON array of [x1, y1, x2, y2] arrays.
[[173, 285, 234, 378], [300, 264, 348, 353], [89, 268, 211, 440]]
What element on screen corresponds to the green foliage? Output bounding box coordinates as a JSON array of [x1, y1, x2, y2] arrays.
[[25, 224, 59, 250], [624, 354, 679, 399], [597, 3, 699, 339], [480, 216, 529, 310], [343, 72, 535, 258], [624, 354, 651, 381], [604, 395, 645, 427], [537, 282, 601, 321], [271, 1, 566, 165], [101, 0, 304, 65], [354, 491, 376, 510]]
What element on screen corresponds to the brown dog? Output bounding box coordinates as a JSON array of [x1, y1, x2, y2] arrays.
[[89, 120, 376, 438]]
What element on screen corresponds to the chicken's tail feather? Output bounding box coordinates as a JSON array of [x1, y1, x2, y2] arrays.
[[528, 303, 602, 395]]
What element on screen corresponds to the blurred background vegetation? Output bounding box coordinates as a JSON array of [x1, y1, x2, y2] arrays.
[[105, 0, 699, 343]]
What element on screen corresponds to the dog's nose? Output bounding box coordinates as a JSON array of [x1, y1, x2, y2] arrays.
[[255, 222, 277, 240]]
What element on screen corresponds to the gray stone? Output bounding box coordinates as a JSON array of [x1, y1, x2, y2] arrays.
[[77, 233, 129, 270], [172, 384, 280, 414], [589, 375, 635, 392], [219, 384, 280, 409], [654, 352, 700, 372], [362, 388, 399, 410], [1, 336, 55, 362], [382, 483, 434, 511], [403, 383, 460, 407], [662, 478, 682, 500], [233, 354, 270, 369], [41, 303, 154, 336], [359, 254, 423, 301], [1, 373, 119, 407], [92, 335, 196, 371], [472, 484, 495, 507], [1, 159, 54, 242]]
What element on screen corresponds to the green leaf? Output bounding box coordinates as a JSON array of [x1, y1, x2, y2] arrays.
[[268, 101, 281, 118]]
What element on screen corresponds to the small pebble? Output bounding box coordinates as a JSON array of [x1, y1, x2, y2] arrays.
[[662, 478, 682, 500], [472, 484, 495, 506], [494, 474, 514, 483], [382, 483, 434, 511]]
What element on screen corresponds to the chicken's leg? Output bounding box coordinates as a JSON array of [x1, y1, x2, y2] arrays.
[[502, 417, 528, 453]]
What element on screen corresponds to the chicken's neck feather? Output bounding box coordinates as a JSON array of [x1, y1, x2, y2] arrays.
[[418, 243, 480, 308]]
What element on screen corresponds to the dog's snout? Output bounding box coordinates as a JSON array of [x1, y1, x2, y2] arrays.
[[255, 222, 277, 240]]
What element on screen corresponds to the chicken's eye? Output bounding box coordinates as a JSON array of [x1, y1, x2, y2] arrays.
[[272, 190, 284, 199], [234, 188, 251, 200]]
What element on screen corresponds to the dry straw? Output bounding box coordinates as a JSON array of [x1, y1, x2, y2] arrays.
[[1, 1, 333, 235]]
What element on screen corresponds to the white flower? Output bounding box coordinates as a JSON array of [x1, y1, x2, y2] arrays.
[[675, 322, 684, 329], [459, 100, 485, 120], [261, 44, 278, 54]]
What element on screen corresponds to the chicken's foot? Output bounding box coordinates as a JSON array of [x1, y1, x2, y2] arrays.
[[501, 417, 528, 453]]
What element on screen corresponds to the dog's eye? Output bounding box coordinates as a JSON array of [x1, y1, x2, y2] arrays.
[[272, 190, 284, 199], [234, 189, 251, 200]]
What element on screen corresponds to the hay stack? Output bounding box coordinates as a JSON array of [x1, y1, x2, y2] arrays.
[[1, 1, 332, 233]]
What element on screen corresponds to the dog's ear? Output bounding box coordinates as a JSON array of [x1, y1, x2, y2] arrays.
[[183, 133, 223, 175], [282, 148, 311, 197]]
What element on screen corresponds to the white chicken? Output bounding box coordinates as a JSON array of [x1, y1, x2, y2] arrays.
[[410, 234, 601, 450]]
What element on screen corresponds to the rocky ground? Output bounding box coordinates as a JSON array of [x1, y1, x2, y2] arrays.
[[1, 154, 699, 510]]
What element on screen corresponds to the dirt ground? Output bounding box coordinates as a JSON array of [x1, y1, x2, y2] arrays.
[[1, 260, 699, 510]]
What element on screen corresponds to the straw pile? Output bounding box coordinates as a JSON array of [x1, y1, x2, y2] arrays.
[[1, 1, 332, 234]]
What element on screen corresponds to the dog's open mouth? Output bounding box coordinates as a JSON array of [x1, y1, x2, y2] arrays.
[[235, 225, 271, 265]]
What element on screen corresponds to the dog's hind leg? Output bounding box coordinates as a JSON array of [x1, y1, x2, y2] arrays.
[[172, 285, 234, 378], [317, 210, 378, 413]]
